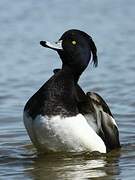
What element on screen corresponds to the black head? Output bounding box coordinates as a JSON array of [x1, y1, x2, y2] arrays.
[[40, 29, 98, 76]]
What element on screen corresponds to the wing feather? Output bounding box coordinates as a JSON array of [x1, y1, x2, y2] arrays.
[[76, 88, 121, 151]]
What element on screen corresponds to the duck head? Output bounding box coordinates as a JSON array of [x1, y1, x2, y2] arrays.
[[40, 29, 98, 79]]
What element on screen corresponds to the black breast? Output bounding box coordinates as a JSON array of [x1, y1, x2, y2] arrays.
[[24, 69, 79, 119]]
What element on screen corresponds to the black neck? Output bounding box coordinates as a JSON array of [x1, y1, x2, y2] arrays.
[[62, 64, 81, 84]]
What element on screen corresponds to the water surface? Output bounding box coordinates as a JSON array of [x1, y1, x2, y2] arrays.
[[0, 0, 135, 179]]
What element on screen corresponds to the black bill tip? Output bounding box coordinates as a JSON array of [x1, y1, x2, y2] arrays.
[[40, 41, 47, 47]]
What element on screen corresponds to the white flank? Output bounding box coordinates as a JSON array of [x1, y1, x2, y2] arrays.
[[23, 112, 106, 153]]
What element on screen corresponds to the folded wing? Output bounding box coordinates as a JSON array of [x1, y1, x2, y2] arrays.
[[76, 86, 121, 152]]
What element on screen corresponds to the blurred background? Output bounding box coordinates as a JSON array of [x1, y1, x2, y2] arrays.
[[0, 0, 135, 179]]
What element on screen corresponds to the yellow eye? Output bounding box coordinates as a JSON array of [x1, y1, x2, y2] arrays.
[[72, 40, 77, 45]]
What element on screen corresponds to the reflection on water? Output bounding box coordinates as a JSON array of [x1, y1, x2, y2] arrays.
[[1, 0, 135, 179], [33, 155, 107, 179], [0, 147, 122, 180], [31, 156, 107, 179]]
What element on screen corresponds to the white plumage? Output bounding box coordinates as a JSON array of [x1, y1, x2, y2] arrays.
[[23, 112, 106, 153]]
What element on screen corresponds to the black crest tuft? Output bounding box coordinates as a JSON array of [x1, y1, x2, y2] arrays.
[[76, 30, 98, 67], [89, 37, 98, 67]]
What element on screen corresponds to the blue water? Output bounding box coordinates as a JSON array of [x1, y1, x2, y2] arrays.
[[0, 0, 135, 179]]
